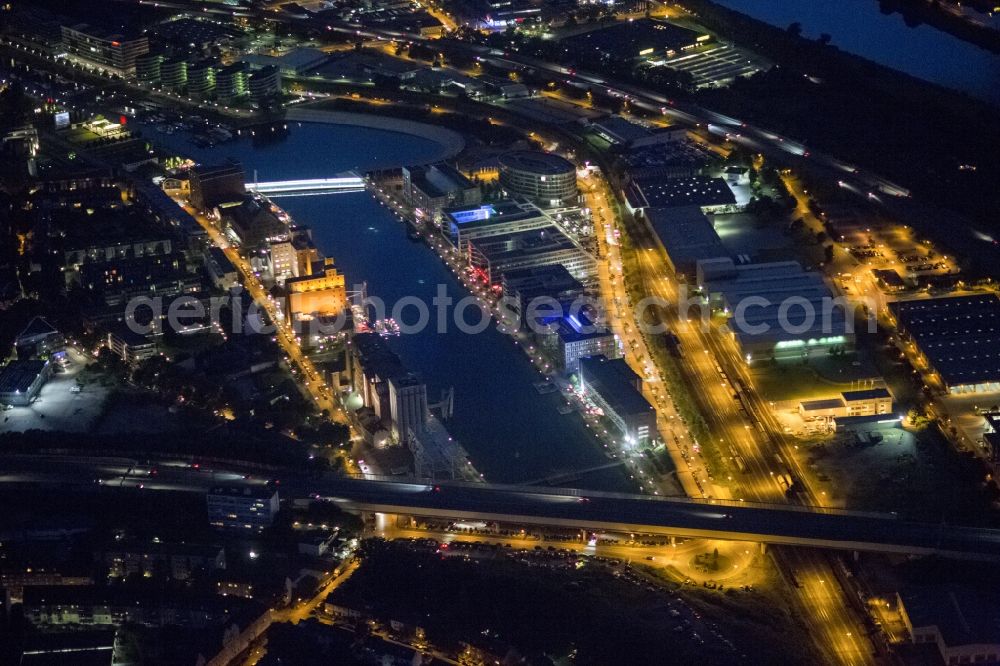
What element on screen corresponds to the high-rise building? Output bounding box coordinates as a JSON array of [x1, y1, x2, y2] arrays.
[[60, 24, 149, 75]]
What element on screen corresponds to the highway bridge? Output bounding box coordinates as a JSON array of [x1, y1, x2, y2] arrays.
[[314, 477, 1000, 562], [2, 455, 997, 561], [246, 176, 365, 196]]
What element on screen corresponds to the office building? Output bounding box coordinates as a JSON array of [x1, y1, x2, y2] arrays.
[[402, 163, 481, 220], [798, 388, 893, 422], [0, 360, 51, 407], [579, 355, 657, 446], [207, 485, 279, 530], [698, 259, 854, 363], [502, 264, 585, 328], [60, 24, 149, 74], [888, 294, 1000, 394], [498, 150, 578, 208], [285, 258, 347, 320], [445, 200, 554, 253], [537, 312, 618, 373], [469, 225, 596, 285], [190, 161, 245, 211]]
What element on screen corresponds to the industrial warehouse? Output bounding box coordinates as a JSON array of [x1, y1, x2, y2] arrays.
[[888, 294, 1000, 394]]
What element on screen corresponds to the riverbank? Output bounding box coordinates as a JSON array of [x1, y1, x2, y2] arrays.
[[285, 107, 465, 165], [680, 0, 1000, 258]]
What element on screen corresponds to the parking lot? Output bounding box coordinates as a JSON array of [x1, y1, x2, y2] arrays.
[[2, 348, 110, 433]]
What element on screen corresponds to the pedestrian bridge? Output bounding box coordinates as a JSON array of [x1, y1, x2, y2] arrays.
[[246, 176, 366, 195], [314, 477, 1000, 562]]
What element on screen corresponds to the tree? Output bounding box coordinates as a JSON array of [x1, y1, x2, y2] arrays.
[[818, 33, 832, 46], [824, 244, 835, 263], [786, 22, 803, 37], [815, 231, 828, 244]]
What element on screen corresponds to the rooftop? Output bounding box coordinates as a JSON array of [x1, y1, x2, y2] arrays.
[[445, 200, 547, 229], [800, 398, 846, 412], [627, 175, 736, 210], [899, 585, 1000, 649], [562, 19, 707, 57], [646, 205, 728, 271], [841, 388, 892, 402], [0, 360, 48, 395], [580, 355, 655, 417], [498, 150, 575, 176], [889, 295, 1000, 388]]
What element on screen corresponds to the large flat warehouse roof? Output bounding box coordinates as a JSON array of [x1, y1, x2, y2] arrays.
[[889, 294, 1000, 388]]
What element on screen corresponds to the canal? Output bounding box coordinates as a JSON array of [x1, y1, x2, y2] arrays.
[[713, 0, 1000, 105], [151, 121, 635, 491]]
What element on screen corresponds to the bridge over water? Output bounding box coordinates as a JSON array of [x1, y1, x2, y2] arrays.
[[246, 176, 366, 196]]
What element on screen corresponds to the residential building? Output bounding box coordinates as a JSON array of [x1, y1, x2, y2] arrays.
[[107, 327, 158, 365], [98, 541, 226, 581], [206, 485, 279, 531], [216, 62, 249, 103], [249, 65, 281, 105], [187, 61, 216, 99], [135, 52, 163, 85], [160, 57, 188, 91], [205, 247, 238, 290]]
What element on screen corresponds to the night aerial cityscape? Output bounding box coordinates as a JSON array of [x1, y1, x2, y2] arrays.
[[1, 0, 1000, 664]]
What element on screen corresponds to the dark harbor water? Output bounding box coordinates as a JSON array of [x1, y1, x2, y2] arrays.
[[154, 122, 633, 491], [714, 0, 1000, 105]]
